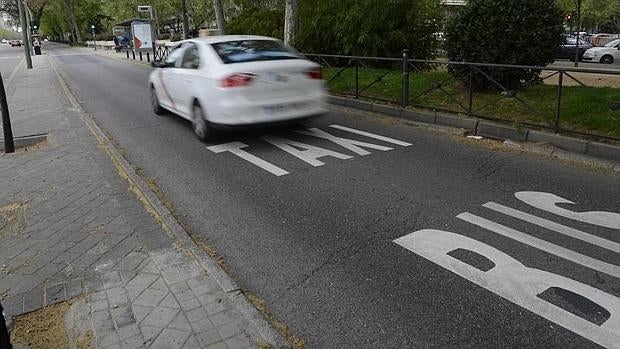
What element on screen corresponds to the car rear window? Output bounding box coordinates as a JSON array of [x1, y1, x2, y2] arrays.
[[211, 40, 300, 64]]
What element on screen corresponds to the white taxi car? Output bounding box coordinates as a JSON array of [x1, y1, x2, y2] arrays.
[[582, 38, 620, 64], [148, 35, 327, 141]]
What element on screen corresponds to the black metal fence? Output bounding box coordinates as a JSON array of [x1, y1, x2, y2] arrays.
[[305, 52, 620, 142]]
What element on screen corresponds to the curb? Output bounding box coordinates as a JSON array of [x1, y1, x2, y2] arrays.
[[48, 55, 291, 348], [328, 95, 620, 163], [0, 134, 47, 151]]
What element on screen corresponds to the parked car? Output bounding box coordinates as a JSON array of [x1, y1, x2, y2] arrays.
[[148, 35, 327, 141], [582, 38, 620, 64], [9, 40, 21, 47], [0, 39, 8, 44], [556, 36, 592, 61]]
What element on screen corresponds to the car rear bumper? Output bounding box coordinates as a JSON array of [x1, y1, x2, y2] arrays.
[[206, 92, 328, 126]]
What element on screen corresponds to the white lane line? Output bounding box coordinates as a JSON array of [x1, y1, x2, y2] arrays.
[[207, 141, 289, 176], [329, 125, 412, 147], [515, 191, 620, 230], [484, 202, 620, 254], [0, 56, 22, 60], [261, 135, 352, 167], [457, 212, 620, 279]]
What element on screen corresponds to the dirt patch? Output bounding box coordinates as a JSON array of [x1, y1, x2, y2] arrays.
[[0, 202, 29, 240], [543, 70, 620, 88], [10, 301, 73, 349], [245, 292, 306, 349]]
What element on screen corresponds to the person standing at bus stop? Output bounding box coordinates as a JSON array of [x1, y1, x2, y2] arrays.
[[33, 38, 41, 55]]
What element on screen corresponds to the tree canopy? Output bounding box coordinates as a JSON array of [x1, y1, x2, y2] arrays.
[[446, 0, 565, 90]]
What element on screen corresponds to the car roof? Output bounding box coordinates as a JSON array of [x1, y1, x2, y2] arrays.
[[183, 35, 278, 45]]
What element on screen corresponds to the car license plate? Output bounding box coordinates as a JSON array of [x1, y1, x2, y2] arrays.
[[264, 102, 307, 114]]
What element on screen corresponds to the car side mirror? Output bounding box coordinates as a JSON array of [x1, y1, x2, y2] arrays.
[[151, 60, 164, 68]]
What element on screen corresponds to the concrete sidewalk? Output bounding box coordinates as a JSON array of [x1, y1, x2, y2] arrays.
[[0, 55, 280, 348]]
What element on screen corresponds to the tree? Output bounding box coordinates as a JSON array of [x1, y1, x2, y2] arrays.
[[445, 0, 565, 90], [283, 0, 295, 45], [295, 0, 442, 58], [226, 0, 284, 39], [212, 0, 225, 34]]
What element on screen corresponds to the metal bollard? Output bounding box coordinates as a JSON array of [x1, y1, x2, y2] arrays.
[[146, 52, 150, 62], [139, 52, 143, 61], [126, 50, 129, 59], [132, 51, 135, 60], [0, 71, 15, 153], [401, 49, 410, 108]]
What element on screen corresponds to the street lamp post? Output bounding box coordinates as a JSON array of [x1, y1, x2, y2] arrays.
[[91, 25, 96, 51]]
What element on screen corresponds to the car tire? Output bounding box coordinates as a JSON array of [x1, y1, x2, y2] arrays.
[[192, 102, 213, 142], [601, 55, 614, 64], [150, 86, 166, 115]]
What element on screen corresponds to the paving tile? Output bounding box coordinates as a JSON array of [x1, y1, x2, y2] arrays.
[[190, 317, 216, 333], [225, 334, 251, 349], [102, 271, 123, 289], [126, 272, 159, 290], [205, 300, 227, 316], [169, 281, 190, 294], [179, 298, 201, 312], [186, 307, 208, 322], [195, 328, 223, 347], [148, 328, 190, 349], [159, 293, 179, 309], [217, 322, 241, 340], [139, 325, 162, 344], [182, 335, 201, 349], [168, 311, 192, 331], [115, 323, 141, 341], [141, 306, 179, 328], [205, 341, 228, 349], [209, 313, 231, 328], [131, 304, 153, 323], [133, 288, 168, 307], [119, 334, 146, 349]]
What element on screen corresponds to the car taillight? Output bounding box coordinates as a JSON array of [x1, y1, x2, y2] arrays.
[[219, 73, 255, 88], [305, 68, 322, 80]]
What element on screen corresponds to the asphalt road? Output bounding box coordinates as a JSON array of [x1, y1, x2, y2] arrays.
[[551, 59, 620, 71], [0, 44, 23, 85], [45, 42, 619, 348]]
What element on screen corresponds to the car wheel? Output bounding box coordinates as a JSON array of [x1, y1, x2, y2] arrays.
[[150, 86, 166, 115], [601, 55, 614, 64], [192, 102, 212, 142]]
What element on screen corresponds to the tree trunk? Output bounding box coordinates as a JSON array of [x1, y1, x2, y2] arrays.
[[212, 0, 226, 35], [574, 0, 581, 67], [284, 0, 297, 45], [63, 0, 80, 43], [181, 0, 190, 39]]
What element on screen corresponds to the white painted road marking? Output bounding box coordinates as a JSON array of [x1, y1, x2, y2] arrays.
[[457, 212, 620, 279], [207, 126, 412, 175], [261, 135, 353, 166], [329, 125, 413, 147], [394, 229, 620, 349], [296, 128, 393, 155], [484, 201, 620, 253], [206, 141, 289, 176], [515, 191, 620, 230]]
